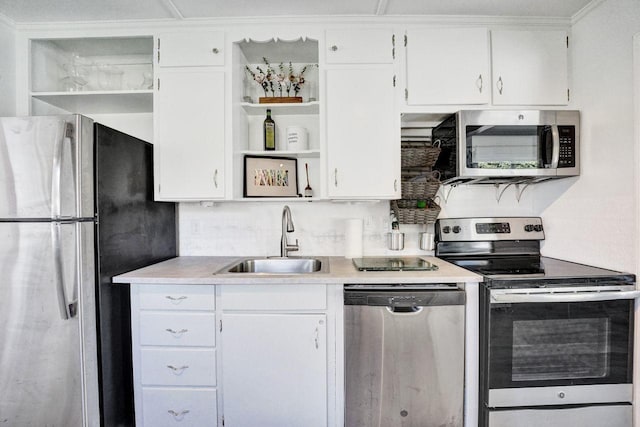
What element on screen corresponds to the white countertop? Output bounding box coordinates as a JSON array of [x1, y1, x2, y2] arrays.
[[113, 256, 482, 285]]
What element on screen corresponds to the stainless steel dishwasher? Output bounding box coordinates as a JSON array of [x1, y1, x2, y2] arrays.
[[344, 283, 465, 427]]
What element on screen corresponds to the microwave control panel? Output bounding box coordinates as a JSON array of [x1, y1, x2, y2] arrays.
[[558, 126, 576, 168]]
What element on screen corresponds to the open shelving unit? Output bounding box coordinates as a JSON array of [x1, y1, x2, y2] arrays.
[[30, 36, 154, 115], [231, 36, 320, 200]]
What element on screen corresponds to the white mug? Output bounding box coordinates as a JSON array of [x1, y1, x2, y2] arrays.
[[286, 126, 308, 151]]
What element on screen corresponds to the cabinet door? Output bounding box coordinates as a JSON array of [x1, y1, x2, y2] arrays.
[[158, 31, 224, 67], [492, 30, 568, 105], [406, 28, 490, 105], [155, 68, 225, 200], [326, 29, 394, 64], [221, 313, 327, 427], [326, 66, 400, 199]]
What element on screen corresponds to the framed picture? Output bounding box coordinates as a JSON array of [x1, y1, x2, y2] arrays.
[[244, 155, 299, 197]]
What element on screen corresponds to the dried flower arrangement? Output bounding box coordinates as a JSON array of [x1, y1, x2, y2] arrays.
[[245, 57, 317, 101]]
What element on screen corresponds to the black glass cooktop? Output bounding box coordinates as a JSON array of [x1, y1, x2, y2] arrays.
[[446, 255, 633, 282], [352, 257, 439, 272]]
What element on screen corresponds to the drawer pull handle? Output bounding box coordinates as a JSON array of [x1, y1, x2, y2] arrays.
[[165, 295, 188, 304], [166, 365, 189, 374], [165, 328, 188, 336], [167, 409, 190, 420], [314, 326, 319, 349]]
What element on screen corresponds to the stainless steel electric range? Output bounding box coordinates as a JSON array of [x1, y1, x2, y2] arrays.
[[435, 217, 639, 427]]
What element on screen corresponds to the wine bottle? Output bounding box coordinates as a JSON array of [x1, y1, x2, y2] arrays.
[[264, 109, 276, 150]]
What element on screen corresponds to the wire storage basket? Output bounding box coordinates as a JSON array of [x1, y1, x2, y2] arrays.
[[401, 175, 440, 199], [401, 144, 441, 168], [391, 199, 441, 224]]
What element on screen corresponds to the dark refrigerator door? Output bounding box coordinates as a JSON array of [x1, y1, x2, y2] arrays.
[[0, 221, 99, 426], [94, 123, 177, 427]]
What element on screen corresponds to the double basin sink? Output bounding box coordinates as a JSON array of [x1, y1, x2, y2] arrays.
[[223, 257, 329, 274]]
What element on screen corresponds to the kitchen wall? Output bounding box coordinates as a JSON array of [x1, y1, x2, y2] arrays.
[[534, 0, 640, 273], [178, 186, 534, 256], [0, 14, 15, 116]]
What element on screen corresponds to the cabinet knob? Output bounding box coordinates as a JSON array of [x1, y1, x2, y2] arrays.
[[212, 48, 220, 54], [331, 45, 338, 52]]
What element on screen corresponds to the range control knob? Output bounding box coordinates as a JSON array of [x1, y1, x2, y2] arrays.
[[442, 226, 451, 234], [534, 224, 543, 232], [452, 226, 461, 234], [524, 224, 534, 232]]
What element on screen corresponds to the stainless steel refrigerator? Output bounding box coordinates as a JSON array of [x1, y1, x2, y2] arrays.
[[0, 115, 177, 426]]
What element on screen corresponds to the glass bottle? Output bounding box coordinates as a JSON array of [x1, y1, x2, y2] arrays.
[[264, 109, 276, 150]]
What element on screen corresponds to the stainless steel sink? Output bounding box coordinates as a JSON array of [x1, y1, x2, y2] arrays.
[[224, 257, 328, 274]]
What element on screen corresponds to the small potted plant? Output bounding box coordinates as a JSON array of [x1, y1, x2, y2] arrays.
[[245, 57, 316, 104]]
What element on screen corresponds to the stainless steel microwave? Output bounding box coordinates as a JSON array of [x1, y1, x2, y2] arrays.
[[431, 110, 580, 184]]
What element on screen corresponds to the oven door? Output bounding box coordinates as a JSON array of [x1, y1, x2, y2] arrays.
[[485, 286, 637, 408]]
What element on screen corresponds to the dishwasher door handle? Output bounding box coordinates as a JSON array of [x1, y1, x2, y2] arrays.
[[387, 305, 423, 314]]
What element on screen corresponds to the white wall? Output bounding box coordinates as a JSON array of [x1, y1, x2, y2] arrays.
[[534, 0, 640, 273], [0, 14, 15, 116]]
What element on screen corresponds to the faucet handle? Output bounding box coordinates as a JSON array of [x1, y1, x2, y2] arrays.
[[288, 239, 300, 252]]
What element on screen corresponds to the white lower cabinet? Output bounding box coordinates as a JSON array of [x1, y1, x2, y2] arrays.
[[131, 285, 219, 426], [132, 283, 338, 427], [220, 284, 332, 427], [221, 313, 327, 427]]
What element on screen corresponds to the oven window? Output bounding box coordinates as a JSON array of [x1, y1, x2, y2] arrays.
[[511, 318, 610, 381], [488, 300, 632, 389], [465, 125, 551, 169]]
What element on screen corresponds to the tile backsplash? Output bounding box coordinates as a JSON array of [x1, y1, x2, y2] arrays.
[[178, 186, 534, 257]]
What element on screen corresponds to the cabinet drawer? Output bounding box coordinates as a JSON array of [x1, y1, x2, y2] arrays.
[[141, 348, 216, 386], [220, 284, 327, 310], [326, 29, 394, 64], [140, 312, 216, 347], [158, 31, 225, 67], [138, 285, 215, 311], [142, 387, 217, 427]]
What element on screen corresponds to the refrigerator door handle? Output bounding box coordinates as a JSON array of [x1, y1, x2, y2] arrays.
[[51, 222, 75, 320], [51, 122, 74, 219]]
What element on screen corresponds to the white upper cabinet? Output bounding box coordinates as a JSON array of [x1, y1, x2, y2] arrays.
[[405, 28, 490, 105], [157, 31, 225, 67], [154, 32, 226, 201], [155, 68, 225, 200], [326, 66, 400, 199], [325, 29, 399, 199], [326, 29, 395, 64], [491, 30, 569, 105]]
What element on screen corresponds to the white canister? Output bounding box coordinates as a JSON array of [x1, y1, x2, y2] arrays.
[[286, 126, 308, 151]]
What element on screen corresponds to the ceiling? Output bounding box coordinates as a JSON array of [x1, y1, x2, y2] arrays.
[[0, 0, 595, 23]]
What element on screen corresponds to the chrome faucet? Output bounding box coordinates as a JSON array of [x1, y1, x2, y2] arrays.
[[280, 205, 299, 257]]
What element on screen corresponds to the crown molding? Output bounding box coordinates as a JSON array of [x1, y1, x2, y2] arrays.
[[571, 0, 607, 25], [0, 11, 15, 28], [13, 13, 571, 33]]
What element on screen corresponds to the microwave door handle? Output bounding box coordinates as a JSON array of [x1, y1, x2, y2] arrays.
[[550, 124, 560, 169], [491, 290, 640, 304]]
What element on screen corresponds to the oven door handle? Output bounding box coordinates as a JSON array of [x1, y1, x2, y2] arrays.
[[491, 290, 640, 304]]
